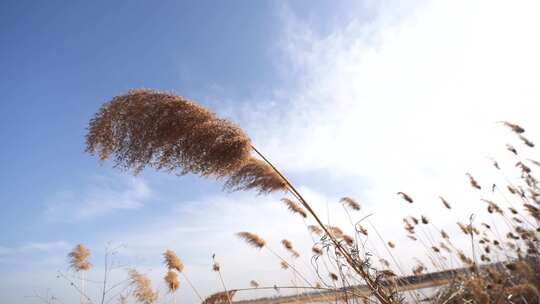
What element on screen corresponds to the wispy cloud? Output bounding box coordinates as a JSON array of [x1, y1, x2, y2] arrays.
[[45, 175, 151, 221]]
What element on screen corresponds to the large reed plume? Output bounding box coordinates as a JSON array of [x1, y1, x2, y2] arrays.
[[86, 89, 286, 194]]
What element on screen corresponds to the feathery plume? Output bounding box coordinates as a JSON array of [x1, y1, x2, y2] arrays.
[[281, 198, 307, 218], [506, 144, 518, 155], [326, 225, 344, 237], [397, 192, 413, 203], [249, 280, 259, 288], [519, 135, 534, 147], [466, 173, 481, 190], [224, 157, 287, 194], [68, 244, 91, 271], [164, 271, 179, 293], [280, 261, 289, 269], [357, 225, 368, 236], [308, 225, 323, 235], [86, 89, 251, 177], [498, 121, 525, 133], [342, 234, 354, 246], [340, 197, 361, 211], [237, 232, 266, 249], [128, 269, 158, 304], [312, 245, 323, 256], [163, 250, 184, 272], [202, 291, 237, 304], [439, 196, 451, 209]]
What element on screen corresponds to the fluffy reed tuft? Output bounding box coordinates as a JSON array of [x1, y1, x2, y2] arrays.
[[202, 290, 237, 304], [224, 157, 287, 194], [340, 197, 361, 211], [237, 232, 266, 249], [439, 196, 451, 209], [86, 89, 252, 177], [164, 271, 179, 293], [68, 244, 91, 271], [128, 269, 158, 304], [498, 121, 525, 134], [308, 225, 323, 235], [281, 198, 307, 218], [249, 280, 259, 288], [466, 173, 481, 190], [163, 250, 184, 272], [397, 192, 413, 203]]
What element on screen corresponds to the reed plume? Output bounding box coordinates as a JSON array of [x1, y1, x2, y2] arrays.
[[308, 225, 323, 235], [224, 157, 287, 194], [128, 269, 158, 304], [249, 280, 259, 288], [202, 290, 237, 304], [439, 196, 451, 209], [163, 250, 184, 272], [397, 192, 413, 203], [164, 271, 179, 293], [466, 173, 481, 190], [68, 244, 91, 271], [340, 197, 361, 211], [282, 198, 307, 218], [86, 89, 252, 177], [236, 232, 266, 249], [498, 121, 525, 133]]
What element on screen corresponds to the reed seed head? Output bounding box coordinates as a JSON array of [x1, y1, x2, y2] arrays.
[[128, 269, 158, 304], [68, 244, 91, 271], [397, 192, 413, 203], [281, 198, 307, 218], [202, 291, 237, 304], [86, 89, 252, 178], [164, 271, 179, 293], [224, 157, 287, 194], [237, 232, 266, 249], [163, 250, 184, 272], [340, 197, 361, 211], [498, 121, 525, 133]]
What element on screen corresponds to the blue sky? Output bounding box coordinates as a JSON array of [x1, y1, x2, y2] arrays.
[[2, 1, 540, 303]]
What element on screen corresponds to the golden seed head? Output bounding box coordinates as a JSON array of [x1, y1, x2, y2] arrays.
[[224, 157, 287, 194], [202, 291, 237, 304], [68, 244, 92, 271], [164, 271, 179, 293], [340, 197, 361, 211], [237, 232, 266, 249], [128, 269, 158, 304], [163, 250, 184, 272], [397, 192, 413, 203], [281, 198, 307, 218], [86, 88, 252, 177]]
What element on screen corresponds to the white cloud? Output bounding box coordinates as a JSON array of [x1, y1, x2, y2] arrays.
[[45, 175, 151, 221]]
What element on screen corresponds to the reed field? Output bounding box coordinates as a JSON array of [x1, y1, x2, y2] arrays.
[[59, 89, 539, 304]]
